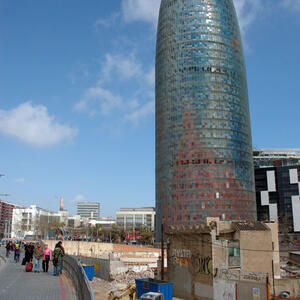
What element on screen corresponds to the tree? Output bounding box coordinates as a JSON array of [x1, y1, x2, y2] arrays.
[[88, 224, 102, 241], [49, 220, 65, 239], [139, 227, 154, 244], [111, 225, 126, 243]]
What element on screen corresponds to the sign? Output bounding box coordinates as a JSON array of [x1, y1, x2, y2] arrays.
[[94, 263, 100, 271], [253, 288, 260, 300]]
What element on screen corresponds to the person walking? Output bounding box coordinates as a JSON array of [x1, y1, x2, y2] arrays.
[[33, 243, 43, 273], [52, 241, 64, 276], [42, 244, 52, 273], [24, 242, 35, 263], [5, 241, 12, 257], [14, 243, 20, 263], [60, 242, 65, 274]]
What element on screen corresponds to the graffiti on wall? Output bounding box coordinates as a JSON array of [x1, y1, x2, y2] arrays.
[[194, 256, 217, 276], [223, 291, 235, 300], [198, 256, 213, 275], [172, 248, 191, 267], [217, 269, 267, 283], [214, 279, 236, 300]]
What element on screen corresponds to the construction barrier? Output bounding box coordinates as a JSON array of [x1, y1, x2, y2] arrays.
[[63, 254, 95, 300]]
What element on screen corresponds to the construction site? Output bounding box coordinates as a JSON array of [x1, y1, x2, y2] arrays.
[[43, 219, 300, 300]]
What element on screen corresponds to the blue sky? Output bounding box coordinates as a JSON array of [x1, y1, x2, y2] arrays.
[[0, 0, 299, 216]]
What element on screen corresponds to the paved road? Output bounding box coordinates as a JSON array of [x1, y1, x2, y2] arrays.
[[0, 248, 77, 300]]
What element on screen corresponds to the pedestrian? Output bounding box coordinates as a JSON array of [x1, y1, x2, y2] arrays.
[[60, 242, 65, 274], [33, 243, 43, 273], [5, 241, 12, 257], [14, 243, 20, 263], [52, 241, 64, 276], [24, 242, 34, 263], [42, 244, 52, 273]]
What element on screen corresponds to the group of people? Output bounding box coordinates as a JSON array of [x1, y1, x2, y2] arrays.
[[5, 241, 21, 262], [6, 241, 65, 276]]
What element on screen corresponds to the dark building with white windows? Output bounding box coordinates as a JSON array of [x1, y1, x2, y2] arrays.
[[255, 165, 300, 241]]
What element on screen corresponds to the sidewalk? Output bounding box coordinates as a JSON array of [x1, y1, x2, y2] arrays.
[[0, 248, 77, 300]]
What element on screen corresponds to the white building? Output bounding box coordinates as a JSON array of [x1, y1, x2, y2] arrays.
[[11, 205, 60, 239], [116, 207, 155, 232], [67, 214, 89, 228], [253, 148, 300, 168], [77, 202, 100, 220], [89, 218, 116, 231]]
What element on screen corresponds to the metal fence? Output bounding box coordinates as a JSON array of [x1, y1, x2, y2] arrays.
[[40, 241, 95, 300], [63, 254, 95, 300]]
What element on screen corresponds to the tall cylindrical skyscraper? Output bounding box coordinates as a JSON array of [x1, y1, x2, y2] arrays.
[[156, 0, 256, 240]]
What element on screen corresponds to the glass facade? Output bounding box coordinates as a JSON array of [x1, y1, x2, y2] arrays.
[[156, 0, 256, 239]]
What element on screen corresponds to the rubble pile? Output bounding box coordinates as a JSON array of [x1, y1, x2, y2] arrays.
[[91, 268, 155, 299], [112, 268, 154, 285], [91, 277, 114, 299]]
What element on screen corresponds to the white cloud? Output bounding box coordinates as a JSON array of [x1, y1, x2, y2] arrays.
[[121, 0, 161, 25], [125, 100, 154, 124], [233, 0, 263, 34], [94, 12, 121, 29], [72, 194, 85, 204], [74, 49, 155, 124], [100, 53, 142, 82], [145, 66, 155, 87], [281, 0, 300, 11], [14, 178, 25, 183], [0, 102, 78, 147], [74, 86, 122, 116], [120, 0, 263, 34]]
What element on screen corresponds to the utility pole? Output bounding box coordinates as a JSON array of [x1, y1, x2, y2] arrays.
[[161, 222, 165, 281]]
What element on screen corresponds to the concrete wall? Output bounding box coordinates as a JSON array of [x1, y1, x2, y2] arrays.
[[213, 279, 236, 300], [44, 240, 113, 257], [77, 256, 112, 280], [166, 232, 213, 300], [265, 222, 281, 278], [44, 240, 160, 261], [237, 281, 267, 300], [239, 230, 273, 279], [215, 269, 268, 300], [214, 280, 268, 300], [212, 238, 228, 269], [77, 255, 151, 281]]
